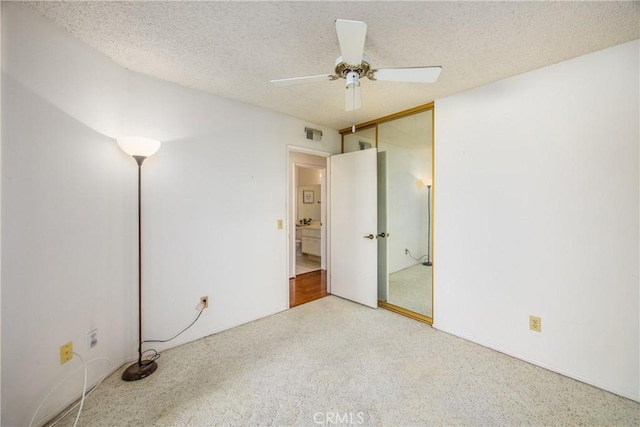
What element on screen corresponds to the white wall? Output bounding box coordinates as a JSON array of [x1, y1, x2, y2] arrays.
[[298, 167, 322, 186], [2, 4, 131, 426], [434, 40, 639, 401], [1, 3, 340, 426], [0, 4, 3, 421]]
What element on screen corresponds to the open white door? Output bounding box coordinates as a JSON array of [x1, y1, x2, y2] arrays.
[[330, 149, 378, 308]]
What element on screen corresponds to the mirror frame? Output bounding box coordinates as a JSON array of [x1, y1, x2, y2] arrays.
[[339, 102, 435, 324]]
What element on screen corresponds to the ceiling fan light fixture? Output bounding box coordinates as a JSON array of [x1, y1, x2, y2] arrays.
[[345, 71, 362, 111], [345, 70, 359, 89]]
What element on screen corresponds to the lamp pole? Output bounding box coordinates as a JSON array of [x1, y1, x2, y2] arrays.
[[121, 154, 158, 381], [135, 156, 144, 368], [117, 137, 161, 382]]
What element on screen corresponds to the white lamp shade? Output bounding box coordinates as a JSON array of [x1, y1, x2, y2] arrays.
[[116, 136, 161, 158]]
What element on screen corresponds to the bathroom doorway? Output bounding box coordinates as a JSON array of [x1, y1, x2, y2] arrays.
[[295, 165, 324, 274], [288, 149, 329, 307]]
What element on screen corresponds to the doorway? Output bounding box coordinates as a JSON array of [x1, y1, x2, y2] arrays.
[[288, 148, 330, 308], [295, 165, 324, 275]]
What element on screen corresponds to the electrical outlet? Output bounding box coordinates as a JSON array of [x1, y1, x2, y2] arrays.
[[87, 329, 98, 349], [529, 315, 542, 332], [60, 341, 73, 364], [200, 296, 209, 309], [277, 219, 283, 230], [405, 248, 409, 255]]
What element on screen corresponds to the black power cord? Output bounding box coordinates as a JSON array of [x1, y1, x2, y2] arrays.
[[405, 248, 428, 263], [140, 309, 205, 363]]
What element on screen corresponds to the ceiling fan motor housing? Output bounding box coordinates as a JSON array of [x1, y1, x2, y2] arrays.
[[334, 54, 373, 80]]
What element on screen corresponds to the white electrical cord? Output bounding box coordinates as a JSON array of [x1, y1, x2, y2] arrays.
[[28, 355, 112, 427], [71, 352, 87, 427], [47, 357, 113, 427]]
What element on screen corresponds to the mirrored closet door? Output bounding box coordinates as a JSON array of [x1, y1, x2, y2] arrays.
[[340, 104, 434, 323], [377, 109, 433, 321]]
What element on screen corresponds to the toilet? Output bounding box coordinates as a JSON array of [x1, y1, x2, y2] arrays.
[[295, 227, 303, 257]]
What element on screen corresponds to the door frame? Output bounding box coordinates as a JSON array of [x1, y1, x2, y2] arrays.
[[286, 145, 333, 306]]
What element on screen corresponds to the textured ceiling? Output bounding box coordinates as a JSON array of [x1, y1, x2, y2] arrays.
[[29, 1, 639, 130]]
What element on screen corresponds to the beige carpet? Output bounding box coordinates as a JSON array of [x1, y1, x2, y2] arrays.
[[388, 264, 432, 317], [50, 296, 638, 426]]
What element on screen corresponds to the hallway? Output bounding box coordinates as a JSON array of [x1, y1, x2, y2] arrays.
[[289, 270, 328, 308]]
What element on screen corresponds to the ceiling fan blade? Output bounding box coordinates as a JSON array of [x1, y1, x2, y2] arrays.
[[335, 19, 367, 66], [372, 66, 442, 83], [270, 74, 336, 87]]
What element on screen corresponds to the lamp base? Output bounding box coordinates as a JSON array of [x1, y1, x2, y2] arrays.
[[422, 261, 432, 266], [122, 360, 157, 381]]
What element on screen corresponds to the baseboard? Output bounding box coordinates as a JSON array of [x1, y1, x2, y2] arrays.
[[432, 323, 640, 403], [129, 304, 291, 357], [40, 305, 291, 426], [36, 359, 124, 427]]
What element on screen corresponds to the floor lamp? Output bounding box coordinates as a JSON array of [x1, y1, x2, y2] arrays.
[[422, 184, 432, 267], [117, 136, 161, 381]]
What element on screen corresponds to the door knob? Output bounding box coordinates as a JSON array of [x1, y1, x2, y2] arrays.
[[363, 234, 375, 240], [377, 232, 387, 238]]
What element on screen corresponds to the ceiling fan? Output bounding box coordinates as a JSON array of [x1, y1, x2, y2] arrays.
[[270, 19, 442, 112]]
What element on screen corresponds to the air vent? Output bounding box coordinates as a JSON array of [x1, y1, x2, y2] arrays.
[[305, 127, 322, 141], [359, 141, 372, 150]]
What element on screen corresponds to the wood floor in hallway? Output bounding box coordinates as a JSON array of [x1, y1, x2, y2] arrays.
[[289, 270, 328, 308]]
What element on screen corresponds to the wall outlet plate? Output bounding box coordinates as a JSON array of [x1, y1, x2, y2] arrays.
[[60, 341, 73, 364], [88, 328, 98, 349], [529, 315, 542, 332], [200, 296, 209, 309]]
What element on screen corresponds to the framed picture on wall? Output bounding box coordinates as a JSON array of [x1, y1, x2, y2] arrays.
[[303, 190, 314, 204]]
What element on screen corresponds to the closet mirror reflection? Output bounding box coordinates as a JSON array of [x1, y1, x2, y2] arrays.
[[377, 109, 433, 320], [343, 126, 376, 153]]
